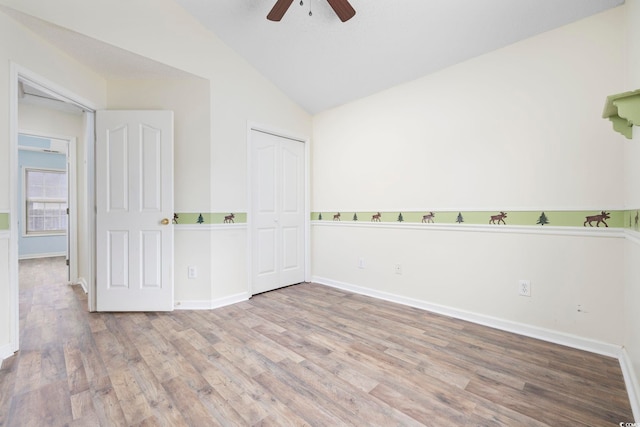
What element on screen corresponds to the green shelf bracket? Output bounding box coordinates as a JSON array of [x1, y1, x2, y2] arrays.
[[603, 89, 640, 139]]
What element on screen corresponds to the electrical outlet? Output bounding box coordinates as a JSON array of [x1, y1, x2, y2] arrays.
[[518, 280, 531, 297], [188, 265, 198, 279], [395, 264, 402, 275], [358, 257, 365, 269]]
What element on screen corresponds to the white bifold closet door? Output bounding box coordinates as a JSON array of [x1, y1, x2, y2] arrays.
[[251, 129, 305, 295]]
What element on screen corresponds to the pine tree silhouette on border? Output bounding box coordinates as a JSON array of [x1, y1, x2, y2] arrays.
[[318, 213, 323, 220], [537, 212, 549, 226], [197, 213, 204, 224], [456, 212, 464, 224], [353, 213, 358, 221], [397, 213, 404, 222]]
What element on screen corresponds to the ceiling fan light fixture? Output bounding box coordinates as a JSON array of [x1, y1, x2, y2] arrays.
[[267, 0, 355, 22]]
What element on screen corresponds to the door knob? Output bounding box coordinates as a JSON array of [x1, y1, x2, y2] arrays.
[[161, 218, 170, 225]]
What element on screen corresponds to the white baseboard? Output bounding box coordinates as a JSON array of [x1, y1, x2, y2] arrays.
[[76, 277, 88, 294], [313, 276, 622, 358], [175, 292, 250, 310], [18, 252, 66, 260], [0, 343, 15, 362], [620, 348, 640, 422]]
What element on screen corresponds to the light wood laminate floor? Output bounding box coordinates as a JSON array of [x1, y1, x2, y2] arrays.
[[0, 258, 634, 426]]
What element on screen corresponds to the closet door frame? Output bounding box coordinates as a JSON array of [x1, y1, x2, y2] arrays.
[[247, 123, 310, 296]]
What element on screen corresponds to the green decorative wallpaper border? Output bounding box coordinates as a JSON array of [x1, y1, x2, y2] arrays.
[[166, 209, 640, 230], [0, 212, 248, 230], [0, 213, 8, 230], [173, 212, 246, 225], [623, 209, 640, 231], [312, 210, 639, 229]]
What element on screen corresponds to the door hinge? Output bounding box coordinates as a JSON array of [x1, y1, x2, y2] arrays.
[[66, 259, 69, 266], [67, 208, 70, 215]]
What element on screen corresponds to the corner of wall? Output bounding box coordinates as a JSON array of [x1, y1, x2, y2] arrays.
[[620, 347, 640, 422]]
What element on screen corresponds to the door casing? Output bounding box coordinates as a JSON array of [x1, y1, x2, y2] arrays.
[[247, 123, 311, 297], [9, 63, 97, 354]]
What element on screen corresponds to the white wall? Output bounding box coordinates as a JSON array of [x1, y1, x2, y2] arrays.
[[623, 0, 640, 415], [314, 224, 624, 344], [624, 237, 640, 417], [0, 11, 106, 208], [106, 79, 212, 212], [313, 7, 625, 212], [311, 6, 627, 349], [0, 236, 9, 357], [19, 103, 84, 138]]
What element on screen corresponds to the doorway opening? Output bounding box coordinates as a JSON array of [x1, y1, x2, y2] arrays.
[[10, 65, 96, 354], [18, 133, 73, 278]]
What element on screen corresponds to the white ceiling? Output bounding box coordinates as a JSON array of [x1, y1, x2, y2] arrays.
[[4, 1, 625, 115], [175, 0, 624, 113]]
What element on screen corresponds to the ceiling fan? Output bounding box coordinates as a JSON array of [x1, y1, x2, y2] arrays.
[[267, 0, 356, 22]]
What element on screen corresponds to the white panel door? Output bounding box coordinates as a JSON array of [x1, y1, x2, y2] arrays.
[[96, 110, 174, 311], [251, 130, 305, 294]]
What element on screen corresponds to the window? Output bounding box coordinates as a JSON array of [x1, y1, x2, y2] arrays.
[[25, 168, 68, 235]]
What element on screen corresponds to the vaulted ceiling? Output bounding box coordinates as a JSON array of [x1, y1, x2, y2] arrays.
[[5, 0, 626, 114], [174, 0, 624, 113]]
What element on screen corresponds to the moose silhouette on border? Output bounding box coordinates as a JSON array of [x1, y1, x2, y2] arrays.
[[489, 212, 507, 225], [422, 212, 435, 223], [584, 211, 610, 227]]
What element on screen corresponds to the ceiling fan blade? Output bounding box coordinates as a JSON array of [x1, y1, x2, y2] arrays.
[[326, 0, 356, 22], [267, 0, 295, 21]]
